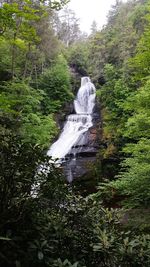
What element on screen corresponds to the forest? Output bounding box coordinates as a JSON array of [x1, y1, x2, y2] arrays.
[[0, 0, 150, 266]]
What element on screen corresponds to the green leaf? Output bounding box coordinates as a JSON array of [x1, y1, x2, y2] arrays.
[[0, 237, 11, 241], [38, 251, 44, 260]]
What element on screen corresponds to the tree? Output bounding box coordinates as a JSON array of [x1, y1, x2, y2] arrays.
[[129, 1, 150, 82], [90, 20, 98, 35], [0, 0, 69, 80], [109, 78, 150, 208], [0, 1, 41, 78], [56, 7, 81, 46], [0, 81, 58, 148], [38, 54, 73, 114]]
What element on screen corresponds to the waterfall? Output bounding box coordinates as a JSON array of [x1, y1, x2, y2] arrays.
[[47, 77, 96, 161]]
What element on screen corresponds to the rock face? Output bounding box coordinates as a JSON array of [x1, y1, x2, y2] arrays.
[[63, 109, 101, 183]]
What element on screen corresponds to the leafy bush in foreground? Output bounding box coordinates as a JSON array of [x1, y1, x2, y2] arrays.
[[0, 135, 150, 267]]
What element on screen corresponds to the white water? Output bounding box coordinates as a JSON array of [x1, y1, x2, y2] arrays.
[[47, 77, 96, 160]]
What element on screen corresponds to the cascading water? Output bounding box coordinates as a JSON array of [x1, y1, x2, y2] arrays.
[[47, 76, 96, 167]]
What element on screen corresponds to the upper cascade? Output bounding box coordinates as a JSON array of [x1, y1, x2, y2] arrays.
[[47, 77, 96, 160], [74, 77, 96, 114]]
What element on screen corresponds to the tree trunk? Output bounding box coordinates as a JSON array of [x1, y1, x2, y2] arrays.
[[23, 43, 31, 80], [11, 32, 16, 79]]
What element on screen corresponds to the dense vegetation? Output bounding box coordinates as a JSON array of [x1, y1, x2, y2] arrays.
[[0, 0, 150, 266], [86, 0, 150, 209]]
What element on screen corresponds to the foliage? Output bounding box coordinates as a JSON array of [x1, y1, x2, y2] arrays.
[[83, 0, 150, 210], [0, 133, 68, 267], [39, 55, 73, 113], [1, 0, 150, 266], [68, 42, 89, 76], [96, 63, 130, 160], [54, 7, 81, 46], [0, 0, 64, 81], [105, 78, 150, 208], [0, 0, 71, 149], [0, 81, 58, 148], [87, 0, 148, 81], [22, 113, 57, 147], [0, 136, 150, 267], [52, 259, 85, 267], [112, 139, 150, 208]]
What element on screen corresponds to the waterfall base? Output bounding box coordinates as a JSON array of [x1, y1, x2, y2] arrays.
[[63, 155, 97, 183]]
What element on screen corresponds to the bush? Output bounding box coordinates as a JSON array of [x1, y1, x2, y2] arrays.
[[0, 136, 150, 267], [0, 81, 57, 148]]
